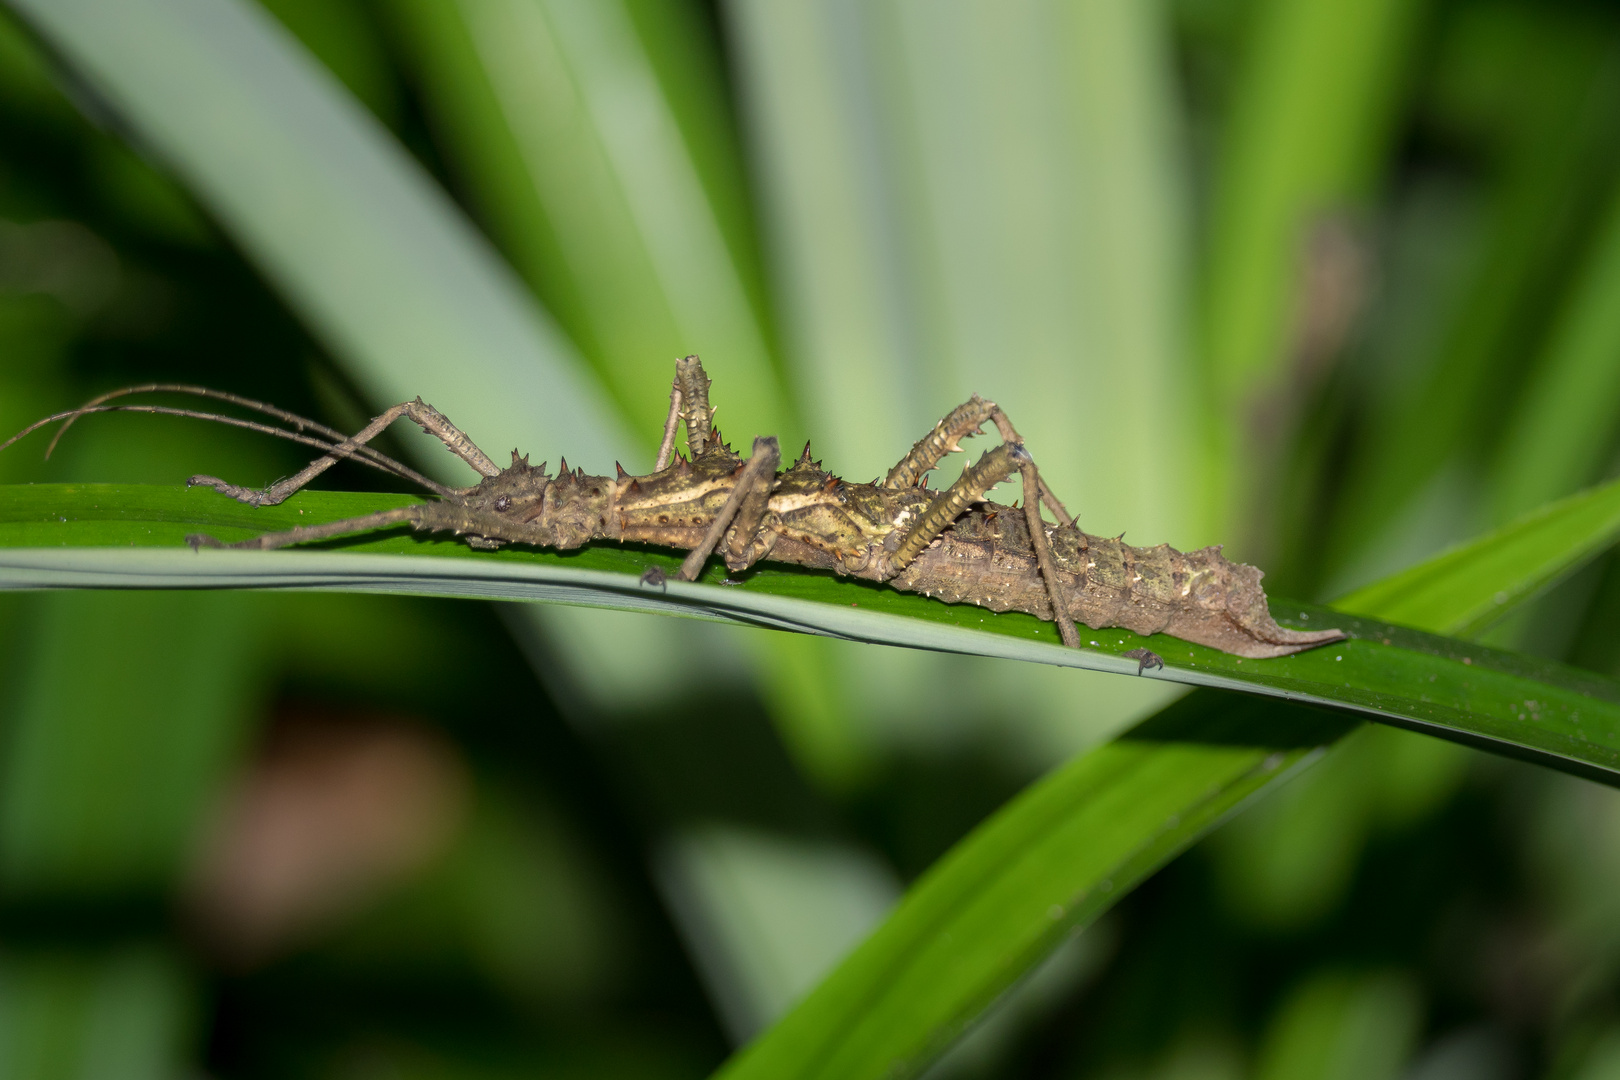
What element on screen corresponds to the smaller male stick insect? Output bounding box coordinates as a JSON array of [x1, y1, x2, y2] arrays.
[[3, 356, 1344, 662]]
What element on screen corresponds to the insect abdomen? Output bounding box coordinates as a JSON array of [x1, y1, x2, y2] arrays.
[[1072, 533, 1342, 659], [901, 507, 1343, 660]]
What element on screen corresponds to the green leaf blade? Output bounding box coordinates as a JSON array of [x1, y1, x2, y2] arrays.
[[8, 0, 630, 470], [2, 484, 1618, 785], [708, 449, 1620, 1078], [2, 473, 1616, 1080], [728, 733, 1320, 1080], [1333, 475, 1620, 636], [1492, 186, 1620, 522], [4, 449, 1620, 1080]]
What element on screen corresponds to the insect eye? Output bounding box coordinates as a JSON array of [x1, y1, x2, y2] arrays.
[[494, 495, 512, 512]]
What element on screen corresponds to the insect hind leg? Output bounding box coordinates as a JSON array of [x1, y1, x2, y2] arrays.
[[883, 396, 997, 490], [886, 442, 1080, 648], [981, 406, 1073, 528], [884, 396, 1073, 527]]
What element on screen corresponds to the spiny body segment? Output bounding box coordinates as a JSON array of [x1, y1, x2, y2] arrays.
[[4, 357, 1344, 660], [426, 444, 1337, 658]]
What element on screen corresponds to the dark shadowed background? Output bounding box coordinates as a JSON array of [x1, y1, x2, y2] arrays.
[[3, 0, 1620, 1077]]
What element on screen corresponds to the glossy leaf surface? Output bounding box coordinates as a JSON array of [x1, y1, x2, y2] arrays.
[[713, 470, 1620, 1078], [1, 483, 1616, 786]]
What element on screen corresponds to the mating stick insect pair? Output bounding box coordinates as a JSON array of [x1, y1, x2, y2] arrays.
[[3, 356, 1344, 663]]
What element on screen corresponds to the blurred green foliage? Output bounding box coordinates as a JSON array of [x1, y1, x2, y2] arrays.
[[2, 0, 1620, 1077]]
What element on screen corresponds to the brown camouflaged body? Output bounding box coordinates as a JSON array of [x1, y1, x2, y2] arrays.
[[13, 359, 1338, 657], [407, 439, 1335, 660]]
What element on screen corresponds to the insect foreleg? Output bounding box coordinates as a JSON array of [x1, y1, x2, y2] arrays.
[[186, 505, 424, 550], [190, 399, 501, 508], [654, 379, 683, 471], [675, 355, 716, 456], [678, 436, 781, 581], [887, 442, 1079, 648], [2, 402, 452, 496]]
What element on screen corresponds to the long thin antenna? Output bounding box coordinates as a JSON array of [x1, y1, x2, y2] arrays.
[[1, 405, 458, 498], [45, 383, 410, 478]]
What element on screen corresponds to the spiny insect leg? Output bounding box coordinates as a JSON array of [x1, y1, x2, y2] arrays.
[[190, 399, 500, 508], [678, 436, 780, 581], [883, 396, 997, 490], [653, 379, 684, 471], [187, 506, 423, 550], [889, 442, 1079, 648], [889, 443, 1018, 569], [981, 408, 1074, 528], [675, 355, 715, 456], [882, 396, 1073, 527], [1011, 445, 1080, 647], [721, 438, 783, 571]]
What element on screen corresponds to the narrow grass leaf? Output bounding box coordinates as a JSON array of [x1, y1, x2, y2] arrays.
[[1492, 184, 1620, 521], [1, 484, 1616, 786], [1201, 0, 1425, 534], [709, 461, 1620, 1079], [1335, 476, 1620, 637], [7, 0, 629, 470], [388, 0, 792, 448], [1326, 9, 1620, 577]]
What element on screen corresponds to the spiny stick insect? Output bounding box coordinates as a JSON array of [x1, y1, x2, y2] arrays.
[[3, 356, 1344, 662]]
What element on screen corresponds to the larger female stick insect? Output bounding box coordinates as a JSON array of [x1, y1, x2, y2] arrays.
[[4, 356, 1343, 660]]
